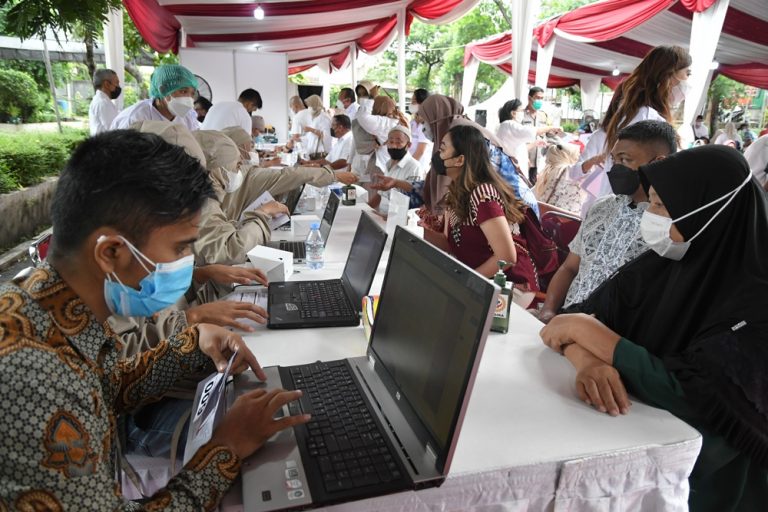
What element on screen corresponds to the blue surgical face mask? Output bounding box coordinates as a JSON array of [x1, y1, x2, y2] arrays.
[[532, 99, 544, 110], [101, 236, 194, 317]]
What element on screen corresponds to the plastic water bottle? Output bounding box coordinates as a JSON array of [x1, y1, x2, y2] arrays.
[[305, 222, 325, 270]]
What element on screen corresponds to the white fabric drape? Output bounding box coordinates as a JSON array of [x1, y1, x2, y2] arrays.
[[579, 77, 602, 114], [462, 57, 481, 107], [534, 37, 556, 90], [103, 8, 125, 110], [511, 0, 541, 100], [681, 0, 731, 147]]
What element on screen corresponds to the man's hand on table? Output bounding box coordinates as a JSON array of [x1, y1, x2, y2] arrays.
[[211, 388, 310, 460], [188, 302, 268, 332], [195, 264, 268, 287]]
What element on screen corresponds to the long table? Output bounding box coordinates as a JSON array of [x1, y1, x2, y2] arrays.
[[223, 202, 701, 511]]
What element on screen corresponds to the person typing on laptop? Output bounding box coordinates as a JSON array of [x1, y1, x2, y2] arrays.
[[0, 130, 309, 510]]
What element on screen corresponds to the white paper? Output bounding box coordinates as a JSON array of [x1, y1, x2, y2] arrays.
[[239, 191, 290, 230], [221, 286, 269, 331], [183, 352, 238, 464]]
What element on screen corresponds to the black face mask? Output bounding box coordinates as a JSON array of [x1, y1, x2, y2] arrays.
[[388, 147, 408, 161], [110, 86, 122, 100], [607, 163, 640, 196], [431, 151, 447, 175]]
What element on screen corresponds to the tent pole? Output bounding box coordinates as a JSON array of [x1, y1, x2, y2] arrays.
[[41, 38, 63, 134], [397, 8, 406, 112], [350, 43, 357, 88], [103, 8, 125, 110]]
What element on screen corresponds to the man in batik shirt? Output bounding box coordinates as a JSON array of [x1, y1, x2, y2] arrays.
[[0, 130, 309, 510]]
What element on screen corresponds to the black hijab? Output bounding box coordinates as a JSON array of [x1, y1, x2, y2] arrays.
[[572, 145, 768, 465]]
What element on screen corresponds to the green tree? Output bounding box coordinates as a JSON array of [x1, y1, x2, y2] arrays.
[[707, 75, 747, 132], [539, 0, 593, 19], [0, 68, 43, 122], [0, 0, 121, 42]]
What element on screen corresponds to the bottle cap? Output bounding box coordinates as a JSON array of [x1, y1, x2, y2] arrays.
[[310, 222, 320, 229], [494, 260, 507, 287]]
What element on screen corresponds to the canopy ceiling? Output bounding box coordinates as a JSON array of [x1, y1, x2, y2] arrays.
[[464, 0, 768, 89], [123, 0, 479, 75]]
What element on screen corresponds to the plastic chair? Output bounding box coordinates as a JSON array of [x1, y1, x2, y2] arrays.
[[28, 232, 52, 267]]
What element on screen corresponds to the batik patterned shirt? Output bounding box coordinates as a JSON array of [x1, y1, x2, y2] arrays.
[[0, 263, 240, 510], [565, 194, 649, 308]]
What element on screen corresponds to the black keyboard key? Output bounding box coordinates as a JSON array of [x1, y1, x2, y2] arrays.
[[352, 473, 380, 487]]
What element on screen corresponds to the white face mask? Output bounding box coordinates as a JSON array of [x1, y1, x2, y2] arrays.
[[670, 80, 690, 108], [411, 104, 419, 114], [167, 96, 194, 118], [336, 100, 344, 110], [640, 171, 752, 260], [224, 168, 244, 193]]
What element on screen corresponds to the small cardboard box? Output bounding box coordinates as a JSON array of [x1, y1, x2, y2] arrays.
[[246, 245, 293, 281]]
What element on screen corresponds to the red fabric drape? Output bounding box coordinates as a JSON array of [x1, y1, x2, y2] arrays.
[[669, 1, 768, 47], [288, 65, 316, 75], [329, 46, 351, 70], [165, 0, 396, 17], [123, 0, 181, 54], [720, 64, 768, 89], [357, 16, 398, 52], [464, 32, 511, 66], [678, 0, 718, 13], [409, 0, 468, 19], [188, 19, 384, 44], [534, 0, 675, 46], [496, 63, 578, 88]]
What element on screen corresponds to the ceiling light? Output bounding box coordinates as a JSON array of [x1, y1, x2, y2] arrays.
[[710, 60, 720, 70], [253, 5, 265, 20], [611, 67, 620, 76]]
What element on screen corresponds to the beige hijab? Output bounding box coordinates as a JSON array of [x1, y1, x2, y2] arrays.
[[221, 126, 253, 161], [130, 120, 207, 168], [193, 130, 241, 199], [304, 95, 324, 118]]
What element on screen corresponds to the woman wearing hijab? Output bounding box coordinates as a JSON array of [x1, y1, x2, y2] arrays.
[[423, 125, 557, 293], [541, 145, 768, 510], [301, 95, 332, 159]]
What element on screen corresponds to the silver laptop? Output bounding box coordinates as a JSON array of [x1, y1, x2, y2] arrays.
[[267, 192, 339, 262], [227, 226, 499, 510]]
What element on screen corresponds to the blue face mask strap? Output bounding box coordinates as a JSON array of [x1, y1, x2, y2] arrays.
[[673, 171, 752, 243], [96, 235, 155, 290]]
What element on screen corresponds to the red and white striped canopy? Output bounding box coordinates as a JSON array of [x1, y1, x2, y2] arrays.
[[123, 0, 479, 75], [464, 0, 768, 89]]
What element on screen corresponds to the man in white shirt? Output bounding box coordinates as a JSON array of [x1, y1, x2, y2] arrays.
[[337, 87, 358, 120], [300, 114, 354, 170], [288, 96, 312, 146], [111, 64, 200, 131], [88, 69, 120, 135], [202, 88, 262, 133], [369, 125, 421, 209], [693, 114, 709, 140]]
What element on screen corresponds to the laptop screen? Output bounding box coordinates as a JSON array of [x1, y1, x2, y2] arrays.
[[369, 227, 494, 467], [340, 211, 387, 313], [320, 192, 339, 241]]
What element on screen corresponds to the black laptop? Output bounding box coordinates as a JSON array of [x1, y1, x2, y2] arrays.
[[267, 192, 339, 262], [267, 210, 387, 329], [232, 226, 499, 510]]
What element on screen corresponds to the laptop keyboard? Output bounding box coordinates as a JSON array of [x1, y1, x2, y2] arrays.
[[278, 240, 306, 259], [297, 281, 354, 319], [288, 360, 404, 493]]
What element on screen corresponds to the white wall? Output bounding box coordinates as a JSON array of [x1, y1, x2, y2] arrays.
[[180, 48, 289, 141]]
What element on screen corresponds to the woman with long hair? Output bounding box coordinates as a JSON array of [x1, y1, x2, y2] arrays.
[[417, 94, 540, 231], [424, 125, 558, 292], [570, 45, 691, 216]]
